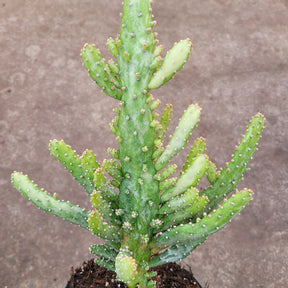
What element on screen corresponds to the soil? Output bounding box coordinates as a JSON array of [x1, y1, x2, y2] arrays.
[[65, 259, 207, 288]]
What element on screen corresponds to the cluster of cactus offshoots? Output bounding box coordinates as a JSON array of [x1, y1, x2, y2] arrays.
[[11, 1, 265, 287]]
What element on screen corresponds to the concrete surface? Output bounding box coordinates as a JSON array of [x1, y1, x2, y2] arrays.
[[0, 0, 287, 287]]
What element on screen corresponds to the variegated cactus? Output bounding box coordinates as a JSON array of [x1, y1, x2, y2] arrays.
[[11, 1, 265, 287]]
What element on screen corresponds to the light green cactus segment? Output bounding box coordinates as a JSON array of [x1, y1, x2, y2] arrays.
[[105, 64, 121, 88], [93, 163, 119, 217], [103, 159, 123, 183], [150, 119, 160, 129], [112, 115, 120, 128], [111, 179, 120, 188], [159, 177, 177, 192], [90, 244, 118, 262], [154, 164, 177, 182], [81, 149, 100, 188], [108, 59, 120, 75], [153, 45, 163, 57], [152, 147, 164, 159], [182, 137, 206, 173], [93, 167, 107, 187], [113, 107, 121, 114], [109, 123, 117, 135], [154, 139, 162, 149], [94, 257, 116, 272], [201, 113, 265, 214], [147, 271, 157, 279], [147, 280, 157, 288], [150, 56, 162, 71], [150, 99, 161, 111], [160, 194, 209, 231], [91, 190, 121, 227], [108, 147, 120, 159], [161, 154, 210, 202], [88, 210, 120, 247], [148, 39, 192, 90], [49, 140, 99, 195], [159, 187, 199, 215], [160, 104, 173, 132], [109, 117, 118, 135], [98, 183, 119, 202], [11, 172, 90, 229], [81, 44, 122, 100], [206, 161, 220, 184], [155, 104, 201, 171], [151, 189, 253, 250], [155, 104, 173, 143], [149, 238, 205, 267], [152, 112, 159, 119], [107, 37, 119, 58], [90, 190, 102, 209], [115, 249, 140, 288], [146, 94, 154, 103], [115, 35, 121, 48]]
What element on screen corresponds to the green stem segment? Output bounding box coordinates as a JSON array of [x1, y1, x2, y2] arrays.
[[115, 1, 159, 286], [201, 113, 265, 214], [150, 188, 253, 252], [11, 172, 90, 229]]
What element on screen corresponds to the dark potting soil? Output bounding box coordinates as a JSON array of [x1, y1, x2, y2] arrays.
[[65, 259, 206, 288]]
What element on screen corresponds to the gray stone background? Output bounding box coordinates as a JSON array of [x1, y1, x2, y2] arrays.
[[0, 0, 287, 287]]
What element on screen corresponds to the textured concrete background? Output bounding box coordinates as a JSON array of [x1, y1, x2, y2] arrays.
[[0, 0, 287, 287]]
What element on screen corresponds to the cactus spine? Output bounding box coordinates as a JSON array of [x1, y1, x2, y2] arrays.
[[11, 1, 265, 287]]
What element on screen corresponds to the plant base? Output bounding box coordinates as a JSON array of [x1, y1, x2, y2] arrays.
[[64, 259, 206, 288]]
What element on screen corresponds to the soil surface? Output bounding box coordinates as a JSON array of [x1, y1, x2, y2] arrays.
[[65, 259, 205, 288]]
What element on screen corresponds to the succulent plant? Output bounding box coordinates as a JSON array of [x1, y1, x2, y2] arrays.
[[11, 1, 265, 287]]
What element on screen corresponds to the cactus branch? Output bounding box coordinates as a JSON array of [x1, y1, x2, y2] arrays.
[[88, 210, 120, 248], [155, 104, 201, 171], [182, 137, 206, 173], [90, 243, 118, 270], [94, 257, 116, 272], [107, 37, 120, 58], [148, 39, 192, 90], [161, 154, 210, 202], [201, 113, 265, 214], [11, 172, 89, 229], [158, 188, 209, 232], [149, 239, 205, 267], [151, 188, 253, 252], [49, 139, 99, 195], [81, 44, 122, 100], [90, 190, 121, 227]]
